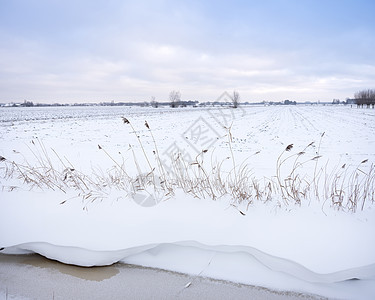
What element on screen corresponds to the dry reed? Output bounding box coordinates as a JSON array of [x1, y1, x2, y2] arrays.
[[1, 118, 374, 213]]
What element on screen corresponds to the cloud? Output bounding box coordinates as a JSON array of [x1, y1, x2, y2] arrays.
[[0, 0, 374, 103]]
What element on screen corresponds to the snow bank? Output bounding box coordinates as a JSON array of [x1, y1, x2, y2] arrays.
[[1, 190, 375, 299]]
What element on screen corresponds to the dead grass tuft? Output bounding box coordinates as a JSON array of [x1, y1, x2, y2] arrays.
[[1, 119, 374, 213]]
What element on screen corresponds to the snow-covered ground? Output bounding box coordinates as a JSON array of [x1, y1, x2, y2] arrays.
[[1, 105, 374, 299]]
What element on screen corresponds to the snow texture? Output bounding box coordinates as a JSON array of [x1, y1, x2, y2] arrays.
[[1, 105, 375, 299]]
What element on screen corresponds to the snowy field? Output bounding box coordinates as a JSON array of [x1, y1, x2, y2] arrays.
[[1, 105, 375, 299]]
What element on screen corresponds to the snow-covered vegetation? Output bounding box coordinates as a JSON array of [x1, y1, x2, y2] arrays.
[[1, 105, 375, 299]]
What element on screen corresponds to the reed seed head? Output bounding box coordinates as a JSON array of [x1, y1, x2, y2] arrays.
[[122, 117, 130, 124], [285, 144, 293, 151]]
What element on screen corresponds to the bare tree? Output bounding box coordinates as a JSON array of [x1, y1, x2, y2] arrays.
[[150, 96, 158, 108], [354, 89, 375, 108], [232, 91, 240, 108], [169, 90, 181, 108]]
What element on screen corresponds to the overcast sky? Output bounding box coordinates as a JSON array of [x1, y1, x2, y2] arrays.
[[0, 0, 374, 103]]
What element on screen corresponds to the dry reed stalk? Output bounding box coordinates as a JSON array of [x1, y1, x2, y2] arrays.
[[313, 132, 325, 200], [122, 117, 153, 173], [1, 120, 375, 213], [224, 124, 237, 186], [145, 120, 168, 189], [98, 144, 131, 181]]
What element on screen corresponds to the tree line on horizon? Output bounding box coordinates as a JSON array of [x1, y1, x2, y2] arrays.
[[3, 88, 374, 108], [355, 89, 375, 108]]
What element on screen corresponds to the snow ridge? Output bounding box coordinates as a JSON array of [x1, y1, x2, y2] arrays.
[[2, 241, 375, 299]]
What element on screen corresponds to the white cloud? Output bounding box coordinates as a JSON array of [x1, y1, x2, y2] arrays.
[[0, 0, 374, 103]]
